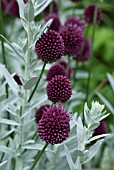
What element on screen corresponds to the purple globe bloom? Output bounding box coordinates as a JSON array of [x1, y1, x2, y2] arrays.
[[1, 0, 7, 13], [13, 74, 22, 85], [43, 0, 58, 16], [35, 104, 50, 124], [84, 4, 102, 24], [46, 75, 72, 103], [46, 63, 67, 81], [65, 16, 85, 29], [94, 121, 107, 136], [38, 106, 70, 144], [58, 60, 73, 78], [59, 25, 84, 56], [35, 30, 64, 63], [74, 38, 91, 61], [45, 14, 61, 32]]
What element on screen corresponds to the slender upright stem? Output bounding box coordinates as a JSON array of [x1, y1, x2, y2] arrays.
[[0, 1, 8, 98], [85, 5, 98, 102], [67, 55, 70, 74], [73, 26, 90, 88], [28, 62, 46, 102], [29, 143, 48, 170], [20, 0, 32, 151]]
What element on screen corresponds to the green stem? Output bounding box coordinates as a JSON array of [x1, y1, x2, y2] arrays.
[[72, 60, 78, 88], [67, 55, 70, 74], [85, 5, 98, 102], [29, 143, 48, 170], [0, 1, 9, 98], [28, 62, 46, 102], [73, 26, 90, 88]]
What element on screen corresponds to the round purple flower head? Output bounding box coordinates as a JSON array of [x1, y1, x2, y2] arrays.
[[58, 60, 73, 78], [46, 63, 67, 81], [38, 106, 70, 144], [46, 75, 72, 103], [35, 30, 64, 63], [35, 104, 50, 124], [13, 74, 22, 85], [74, 38, 91, 61], [43, 0, 58, 16], [94, 121, 106, 136], [8, 0, 27, 17], [1, 0, 7, 13], [59, 25, 84, 56], [45, 14, 61, 32], [65, 16, 85, 29], [84, 4, 102, 24]]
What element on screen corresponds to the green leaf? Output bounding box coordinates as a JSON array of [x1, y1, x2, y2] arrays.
[[0, 64, 20, 97], [96, 92, 114, 115], [0, 119, 21, 126], [24, 0, 34, 22], [107, 73, 114, 92], [24, 77, 38, 90], [64, 144, 75, 170]]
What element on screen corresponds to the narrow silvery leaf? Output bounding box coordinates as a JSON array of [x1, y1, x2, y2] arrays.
[[24, 0, 34, 22], [30, 94, 47, 109], [87, 134, 110, 143], [96, 92, 114, 114], [15, 156, 22, 170], [64, 144, 75, 170], [0, 35, 25, 61], [0, 94, 6, 102], [76, 117, 85, 143], [22, 144, 52, 152], [0, 160, 7, 167], [35, 0, 52, 16], [89, 122, 100, 130], [6, 108, 17, 117], [1, 96, 18, 114], [17, 0, 25, 18], [0, 129, 15, 140], [0, 118, 21, 126], [22, 167, 29, 170], [98, 113, 110, 121], [0, 64, 20, 97], [24, 140, 35, 145], [75, 157, 82, 170], [107, 73, 114, 92], [83, 139, 104, 163], [24, 77, 38, 90], [0, 145, 15, 157], [84, 103, 91, 125]]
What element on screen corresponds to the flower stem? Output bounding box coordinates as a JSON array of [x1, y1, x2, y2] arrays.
[[28, 62, 46, 102], [85, 5, 98, 102], [67, 55, 70, 74], [0, 1, 9, 98], [29, 143, 48, 170]]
